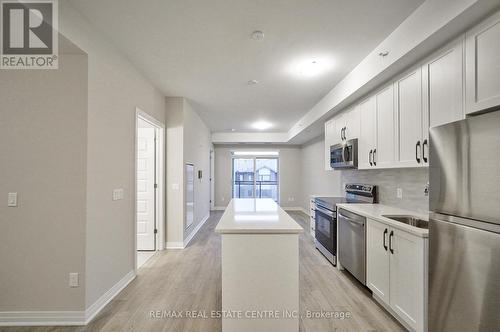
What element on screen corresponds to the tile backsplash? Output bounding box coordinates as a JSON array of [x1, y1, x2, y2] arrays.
[[340, 168, 429, 213]]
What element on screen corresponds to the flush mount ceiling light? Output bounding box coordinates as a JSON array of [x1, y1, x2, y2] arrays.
[[250, 30, 265, 41], [288, 56, 334, 79], [252, 120, 273, 130], [247, 79, 259, 85]]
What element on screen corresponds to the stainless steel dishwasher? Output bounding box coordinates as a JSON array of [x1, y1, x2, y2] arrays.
[[338, 208, 366, 285]]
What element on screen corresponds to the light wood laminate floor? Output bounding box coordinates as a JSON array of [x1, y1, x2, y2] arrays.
[[1, 211, 404, 332]]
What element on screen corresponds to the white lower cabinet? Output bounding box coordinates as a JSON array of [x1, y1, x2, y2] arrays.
[[366, 218, 427, 332]]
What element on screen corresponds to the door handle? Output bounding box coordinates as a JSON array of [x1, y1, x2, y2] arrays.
[[415, 141, 421, 163], [422, 139, 428, 163], [369, 149, 373, 166], [383, 228, 388, 251], [389, 230, 394, 254], [338, 213, 364, 226], [373, 148, 377, 166]]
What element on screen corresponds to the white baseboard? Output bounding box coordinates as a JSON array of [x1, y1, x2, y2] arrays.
[[184, 213, 210, 247], [283, 207, 309, 216], [165, 241, 184, 249], [212, 206, 226, 211], [0, 311, 85, 326], [84, 270, 136, 324], [0, 270, 136, 327]]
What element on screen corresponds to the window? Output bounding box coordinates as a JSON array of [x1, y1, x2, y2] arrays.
[[232, 154, 279, 202]]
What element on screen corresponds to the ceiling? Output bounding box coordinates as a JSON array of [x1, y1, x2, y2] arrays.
[[69, 0, 424, 133]]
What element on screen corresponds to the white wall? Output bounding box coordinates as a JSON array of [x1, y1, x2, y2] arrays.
[[299, 137, 342, 210], [0, 52, 88, 311], [59, 2, 167, 308], [213, 145, 302, 209], [183, 100, 211, 240], [165, 98, 212, 246], [165, 98, 184, 246]]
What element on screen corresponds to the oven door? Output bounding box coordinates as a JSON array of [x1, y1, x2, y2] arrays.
[[315, 205, 336, 257]]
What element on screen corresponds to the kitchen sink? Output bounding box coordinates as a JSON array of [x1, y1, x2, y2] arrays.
[[382, 215, 429, 229]]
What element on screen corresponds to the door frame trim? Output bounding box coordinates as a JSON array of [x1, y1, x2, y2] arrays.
[[135, 107, 165, 271]]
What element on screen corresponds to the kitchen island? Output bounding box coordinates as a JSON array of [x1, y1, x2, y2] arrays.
[[215, 198, 303, 332]]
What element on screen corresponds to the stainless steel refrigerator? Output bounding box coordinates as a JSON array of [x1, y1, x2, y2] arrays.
[[429, 110, 500, 332]]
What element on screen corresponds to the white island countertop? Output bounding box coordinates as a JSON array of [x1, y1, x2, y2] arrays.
[[336, 203, 429, 238], [215, 198, 303, 234]]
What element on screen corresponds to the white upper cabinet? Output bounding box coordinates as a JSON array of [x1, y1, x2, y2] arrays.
[[358, 96, 377, 169], [424, 37, 465, 128], [344, 107, 360, 141], [323, 106, 361, 170], [375, 84, 396, 168], [396, 68, 428, 167], [324, 119, 336, 171], [466, 11, 500, 114]]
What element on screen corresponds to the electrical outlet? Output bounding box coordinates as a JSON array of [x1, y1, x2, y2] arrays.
[[396, 188, 403, 199], [69, 273, 79, 287], [288, 197, 295, 202]]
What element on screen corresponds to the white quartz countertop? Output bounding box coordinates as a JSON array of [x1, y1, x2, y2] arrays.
[[215, 198, 303, 234], [336, 203, 429, 238]]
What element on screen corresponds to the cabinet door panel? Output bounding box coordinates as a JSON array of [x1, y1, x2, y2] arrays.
[[366, 219, 390, 303], [426, 40, 464, 128], [358, 97, 376, 169], [390, 229, 424, 331], [375, 84, 396, 168], [334, 115, 345, 144], [397, 69, 422, 167], [466, 12, 500, 113], [345, 107, 360, 140]]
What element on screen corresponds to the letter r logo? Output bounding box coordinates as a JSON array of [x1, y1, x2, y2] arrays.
[[2, 1, 53, 54]]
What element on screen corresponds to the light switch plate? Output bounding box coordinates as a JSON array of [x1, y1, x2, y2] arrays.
[[396, 188, 403, 199], [8, 193, 17, 207], [69, 273, 79, 287], [112, 189, 124, 201]]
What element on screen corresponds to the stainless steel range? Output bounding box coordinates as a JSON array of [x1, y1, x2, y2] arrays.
[[314, 184, 376, 266]]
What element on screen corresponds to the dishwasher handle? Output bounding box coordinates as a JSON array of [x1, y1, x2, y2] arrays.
[[338, 210, 365, 226]]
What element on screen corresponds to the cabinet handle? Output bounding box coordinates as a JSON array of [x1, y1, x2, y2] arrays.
[[373, 148, 377, 166], [369, 150, 373, 166], [422, 139, 428, 163], [383, 228, 388, 251], [343, 127, 347, 140], [389, 230, 394, 254], [415, 141, 421, 163], [340, 128, 343, 141]]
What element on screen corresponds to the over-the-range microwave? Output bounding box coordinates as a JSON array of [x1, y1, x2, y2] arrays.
[[330, 138, 358, 169]]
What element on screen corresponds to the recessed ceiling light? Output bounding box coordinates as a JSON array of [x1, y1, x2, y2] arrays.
[[287, 56, 334, 79], [251, 30, 265, 41], [231, 128, 236, 132], [252, 120, 273, 130]]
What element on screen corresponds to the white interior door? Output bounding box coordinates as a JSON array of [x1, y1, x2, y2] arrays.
[[185, 164, 194, 229], [137, 120, 156, 250]]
